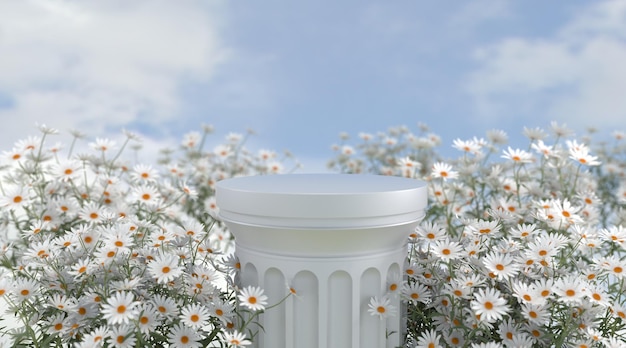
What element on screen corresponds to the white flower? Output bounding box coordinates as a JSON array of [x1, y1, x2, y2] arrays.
[[402, 282, 431, 304], [483, 251, 520, 280], [107, 325, 135, 348], [553, 277, 586, 303], [221, 330, 251, 347], [101, 292, 139, 325], [237, 286, 268, 311], [502, 147, 533, 163], [367, 295, 397, 319], [431, 238, 463, 261], [79, 326, 108, 347], [431, 162, 458, 180], [167, 324, 202, 348], [11, 278, 39, 302], [131, 164, 159, 183], [471, 287, 510, 323], [136, 304, 160, 335], [148, 253, 183, 284], [415, 329, 442, 348], [179, 303, 211, 328]]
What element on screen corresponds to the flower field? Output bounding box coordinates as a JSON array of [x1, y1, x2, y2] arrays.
[[329, 123, 626, 348], [1, 122, 626, 347]]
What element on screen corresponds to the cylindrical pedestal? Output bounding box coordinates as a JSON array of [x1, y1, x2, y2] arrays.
[[216, 174, 427, 348]]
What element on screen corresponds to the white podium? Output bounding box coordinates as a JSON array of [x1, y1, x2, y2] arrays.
[[216, 174, 427, 348]]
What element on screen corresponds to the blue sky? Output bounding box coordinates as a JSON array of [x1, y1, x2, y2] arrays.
[[1, 0, 625, 171]]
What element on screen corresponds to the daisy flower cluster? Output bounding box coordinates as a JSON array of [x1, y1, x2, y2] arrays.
[[327, 124, 442, 178], [332, 122, 626, 347], [0, 125, 291, 347]]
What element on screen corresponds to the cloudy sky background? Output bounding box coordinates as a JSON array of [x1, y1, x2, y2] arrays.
[[1, 0, 625, 171]]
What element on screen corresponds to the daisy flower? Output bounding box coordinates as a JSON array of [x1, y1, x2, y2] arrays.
[[497, 318, 521, 343], [148, 253, 183, 284], [258, 149, 276, 161], [551, 199, 583, 225], [415, 221, 447, 243], [3, 147, 24, 163], [221, 330, 251, 347], [44, 313, 69, 336], [487, 129, 508, 144], [599, 225, 626, 245], [471, 287, 510, 323], [167, 323, 202, 348], [431, 162, 459, 180], [341, 145, 355, 156], [415, 329, 442, 348], [78, 202, 105, 224], [0, 185, 30, 209], [25, 239, 53, 260], [367, 295, 397, 320], [386, 271, 405, 297], [152, 294, 179, 318], [133, 185, 160, 204], [101, 292, 139, 325], [444, 282, 471, 300], [452, 138, 481, 154], [402, 282, 431, 304], [79, 326, 108, 347], [179, 303, 211, 328], [15, 135, 40, 152], [208, 299, 235, 325], [553, 277, 586, 303], [512, 281, 543, 305], [136, 304, 159, 334], [471, 343, 503, 348], [521, 303, 549, 324], [597, 255, 626, 279], [483, 251, 520, 280], [237, 286, 268, 311], [107, 325, 135, 348], [53, 196, 80, 216], [131, 164, 159, 183], [49, 293, 76, 312], [531, 140, 555, 158], [456, 273, 485, 288], [569, 144, 600, 166], [214, 144, 232, 158], [523, 126, 547, 141], [509, 334, 534, 348], [102, 230, 134, 251], [430, 238, 463, 261], [550, 121, 574, 137], [89, 138, 117, 153], [12, 278, 39, 302], [52, 160, 82, 181], [502, 147, 533, 163], [470, 220, 501, 237], [398, 157, 420, 178], [358, 132, 373, 141], [176, 220, 206, 239], [444, 331, 465, 347]]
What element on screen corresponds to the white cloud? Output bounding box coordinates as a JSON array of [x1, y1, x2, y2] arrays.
[[0, 0, 228, 150], [466, 0, 626, 130]]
